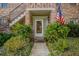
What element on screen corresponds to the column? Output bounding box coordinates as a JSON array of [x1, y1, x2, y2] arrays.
[[25, 10, 31, 25], [50, 4, 56, 23]]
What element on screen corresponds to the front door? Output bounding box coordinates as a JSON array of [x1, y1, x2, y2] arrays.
[[33, 16, 48, 41], [35, 19, 43, 37]]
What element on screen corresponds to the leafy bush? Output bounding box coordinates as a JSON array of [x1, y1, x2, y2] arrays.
[[48, 39, 68, 56], [11, 23, 23, 34], [11, 23, 32, 38], [3, 35, 26, 56], [52, 39, 68, 52], [0, 23, 33, 56], [3, 35, 33, 56], [62, 38, 79, 56], [67, 21, 79, 37], [18, 25, 32, 38], [49, 50, 63, 56], [45, 22, 70, 56], [15, 42, 33, 56], [45, 22, 70, 43], [0, 33, 12, 46], [57, 25, 70, 38]]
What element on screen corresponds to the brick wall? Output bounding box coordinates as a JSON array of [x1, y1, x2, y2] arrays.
[[61, 3, 79, 23], [0, 3, 20, 15], [0, 3, 79, 24]]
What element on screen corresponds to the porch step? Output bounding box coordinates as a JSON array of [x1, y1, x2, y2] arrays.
[[34, 37, 45, 42]]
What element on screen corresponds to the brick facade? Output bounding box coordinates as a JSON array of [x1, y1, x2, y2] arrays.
[[61, 4, 79, 23], [0, 3, 20, 15], [0, 3, 79, 24], [25, 3, 79, 24]]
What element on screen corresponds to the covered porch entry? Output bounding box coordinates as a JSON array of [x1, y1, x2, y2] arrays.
[[25, 9, 53, 42], [31, 10, 50, 42]]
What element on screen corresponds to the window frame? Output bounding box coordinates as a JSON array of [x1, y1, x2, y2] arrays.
[[0, 3, 8, 8]]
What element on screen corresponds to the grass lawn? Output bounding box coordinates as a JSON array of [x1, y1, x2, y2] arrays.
[[47, 37, 79, 56]]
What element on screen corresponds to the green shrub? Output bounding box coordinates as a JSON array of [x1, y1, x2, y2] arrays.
[[62, 38, 79, 56], [11, 23, 23, 34], [45, 22, 60, 42], [53, 39, 68, 52], [3, 35, 33, 56], [45, 22, 70, 56], [67, 21, 79, 37], [57, 25, 70, 38], [49, 50, 63, 56], [48, 39, 68, 56], [45, 22, 70, 43], [0, 33, 12, 46], [11, 23, 32, 38], [15, 42, 33, 56], [18, 25, 32, 38], [1, 23, 33, 56], [3, 35, 26, 56]]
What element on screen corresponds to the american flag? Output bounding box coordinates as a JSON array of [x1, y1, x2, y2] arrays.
[[56, 3, 65, 24]]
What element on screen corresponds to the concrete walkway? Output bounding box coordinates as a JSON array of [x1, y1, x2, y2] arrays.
[[31, 42, 49, 56]]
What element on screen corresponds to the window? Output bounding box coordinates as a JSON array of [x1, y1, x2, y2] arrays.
[[0, 3, 8, 8]]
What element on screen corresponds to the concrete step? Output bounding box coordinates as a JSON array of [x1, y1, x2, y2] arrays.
[[34, 37, 45, 42]]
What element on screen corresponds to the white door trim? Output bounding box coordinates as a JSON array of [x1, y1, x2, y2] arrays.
[[35, 19, 43, 37]]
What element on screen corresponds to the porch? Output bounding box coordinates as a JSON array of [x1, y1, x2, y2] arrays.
[[24, 9, 56, 41]]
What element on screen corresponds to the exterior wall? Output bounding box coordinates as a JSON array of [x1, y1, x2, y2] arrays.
[[25, 3, 56, 24], [18, 16, 25, 24], [61, 4, 79, 23], [0, 9, 4, 14], [25, 11, 31, 25], [25, 3, 79, 24], [0, 3, 20, 15], [25, 3, 54, 8], [50, 4, 56, 23], [0, 3, 79, 24]]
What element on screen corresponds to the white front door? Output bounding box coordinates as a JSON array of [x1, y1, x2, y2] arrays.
[[35, 19, 43, 37], [33, 16, 48, 40]]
